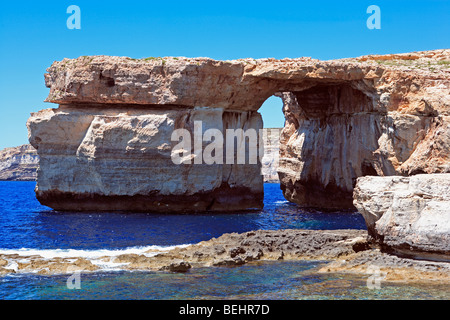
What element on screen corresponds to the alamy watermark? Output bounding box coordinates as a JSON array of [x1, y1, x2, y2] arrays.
[[367, 5, 381, 30], [170, 121, 279, 166], [66, 269, 81, 290], [64, 6, 380, 31], [67, 5, 81, 30], [366, 265, 386, 289]]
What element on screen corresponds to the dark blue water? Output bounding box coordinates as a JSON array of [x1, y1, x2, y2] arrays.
[[0, 181, 366, 250], [1, 182, 448, 300]]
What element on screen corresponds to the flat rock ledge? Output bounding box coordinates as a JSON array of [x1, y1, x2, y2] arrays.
[[1, 229, 449, 283]]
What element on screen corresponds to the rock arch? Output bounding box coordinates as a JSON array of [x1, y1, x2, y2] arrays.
[[273, 81, 387, 208], [27, 51, 450, 212]]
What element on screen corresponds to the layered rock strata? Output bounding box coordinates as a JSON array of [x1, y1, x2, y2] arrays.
[[279, 51, 450, 208], [0, 133, 281, 183], [28, 106, 263, 212], [0, 145, 38, 181], [261, 128, 282, 183], [354, 174, 450, 261], [28, 50, 450, 211]]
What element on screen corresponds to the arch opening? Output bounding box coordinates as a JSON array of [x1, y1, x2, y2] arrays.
[[266, 81, 383, 209], [258, 95, 284, 183]]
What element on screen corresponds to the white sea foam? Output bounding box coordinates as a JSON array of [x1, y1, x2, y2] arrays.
[[0, 244, 192, 273], [0, 244, 191, 261]]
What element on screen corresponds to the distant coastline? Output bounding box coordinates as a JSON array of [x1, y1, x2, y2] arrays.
[[0, 144, 38, 181]]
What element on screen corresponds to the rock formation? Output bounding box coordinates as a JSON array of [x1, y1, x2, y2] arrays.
[[28, 106, 264, 212], [27, 50, 450, 211], [279, 51, 450, 208], [2, 228, 449, 282], [0, 145, 38, 181], [353, 174, 450, 261], [261, 128, 282, 183], [0, 134, 281, 183]]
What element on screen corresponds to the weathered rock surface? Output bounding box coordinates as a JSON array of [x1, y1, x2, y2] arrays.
[[0, 145, 38, 181], [353, 174, 450, 261], [28, 49, 450, 211], [319, 249, 450, 283], [279, 50, 450, 208], [158, 229, 369, 266], [1, 132, 281, 184], [28, 106, 263, 212], [261, 128, 282, 183], [1, 228, 448, 282]]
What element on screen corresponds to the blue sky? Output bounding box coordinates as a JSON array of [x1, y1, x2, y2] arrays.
[[0, 0, 448, 149]]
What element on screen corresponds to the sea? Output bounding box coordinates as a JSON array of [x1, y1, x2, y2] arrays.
[[0, 181, 448, 300]]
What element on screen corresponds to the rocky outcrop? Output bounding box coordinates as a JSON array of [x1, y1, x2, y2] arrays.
[[28, 49, 450, 211], [1, 133, 281, 184], [261, 128, 282, 183], [28, 106, 263, 212], [2, 228, 449, 282], [0, 229, 368, 275], [0, 145, 38, 181], [279, 50, 450, 208], [353, 174, 450, 261]]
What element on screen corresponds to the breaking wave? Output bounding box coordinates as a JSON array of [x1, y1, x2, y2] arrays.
[[0, 244, 191, 272]]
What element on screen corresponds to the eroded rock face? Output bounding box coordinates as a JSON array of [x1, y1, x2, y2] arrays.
[[1, 131, 282, 184], [278, 50, 450, 208], [278, 85, 383, 208], [28, 106, 263, 212], [28, 49, 450, 211], [261, 128, 282, 183], [353, 174, 450, 261], [0, 145, 38, 181]]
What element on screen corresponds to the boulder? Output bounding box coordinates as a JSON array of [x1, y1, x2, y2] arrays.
[[161, 260, 192, 273], [353, 174, 450, 261]]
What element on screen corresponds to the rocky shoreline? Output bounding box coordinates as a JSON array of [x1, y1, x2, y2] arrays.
[[1, 228, 449, 283]]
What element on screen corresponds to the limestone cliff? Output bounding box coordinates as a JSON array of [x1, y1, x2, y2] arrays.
[[0, 131, 281, 184], [261, 128, 282, 183], [279, 50, 450, 208], [28, 106, 263, 212], [0, 145, 38, 181], [28, 49, 450, 211]]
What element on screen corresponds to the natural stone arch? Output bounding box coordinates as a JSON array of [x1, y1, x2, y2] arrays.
[[253, 78, 389, 209], [28, 51, 450, 212]]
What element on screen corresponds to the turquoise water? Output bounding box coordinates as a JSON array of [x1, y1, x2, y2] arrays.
[[2, 261, 449, 300], [0, 182, 448, 300]]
